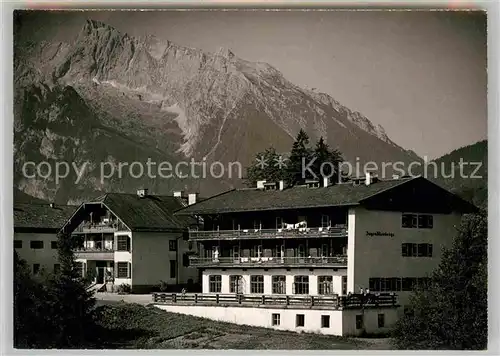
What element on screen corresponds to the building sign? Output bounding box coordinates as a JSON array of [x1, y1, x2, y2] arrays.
[[366, 231, 395, 237]]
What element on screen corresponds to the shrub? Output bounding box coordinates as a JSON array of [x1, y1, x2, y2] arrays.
[[159, 280, 168, 292], [116, 283, 132, 294]]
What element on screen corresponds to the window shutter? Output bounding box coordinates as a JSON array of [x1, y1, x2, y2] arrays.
[[292, 282, 296, 294], [128, 262, 131, 278], [114, 262, 118, 278]]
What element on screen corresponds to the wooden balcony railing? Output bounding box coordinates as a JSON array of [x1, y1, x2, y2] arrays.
[[189, 226, 347, 240], [152, 292, 398, 310], [74, 223, 118, 233], [74, 247, 114, 252], [189, 255, 347, 267]]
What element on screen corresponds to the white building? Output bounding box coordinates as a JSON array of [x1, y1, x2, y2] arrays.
[[14, 202, 77, 275], [152, 175, 477, 336], [60, 189, 201, 293]]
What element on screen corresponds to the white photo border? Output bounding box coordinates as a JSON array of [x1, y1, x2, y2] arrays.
[[1, 1, 498, 355]]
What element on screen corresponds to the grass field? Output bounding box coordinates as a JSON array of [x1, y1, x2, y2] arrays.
[[91, 302, 393, 349]]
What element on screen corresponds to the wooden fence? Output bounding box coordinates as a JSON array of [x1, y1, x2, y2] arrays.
[[152, 292, 398, 309]]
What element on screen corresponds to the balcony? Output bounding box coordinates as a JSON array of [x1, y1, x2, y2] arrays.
[[73, 221, 122, 234], [74, 247, 115, 261], [189, 255, 347, 268], [189, 226, 347, 241]]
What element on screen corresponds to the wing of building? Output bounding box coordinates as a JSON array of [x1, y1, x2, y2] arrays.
[[60, 189, 200, 293], [14, 202, 78, 275], [158, 175, 477, 336]]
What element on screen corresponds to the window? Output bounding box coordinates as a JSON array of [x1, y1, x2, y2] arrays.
[[209, 275, 222, 293], [169, 240, 177, 251], [230, 275, 242, 293], [418, 214, 433, 229], [116, 262, 129, 278], [250, 275, 264, 294], [170, 260, 176, 278], [321, 214, 330, 228], [272, 313, 281, 326], [33, 264, 40, 275], [273, 245, 284, 258], [30, 241, 43, 249], [402, 213, 433, 229], [369, 278, 380, 292], [272, 275, 286, 294], [401, 243, 409, 257], [51, 241, 58, 249], [117, 235, 130, 251], [378, 314, 385, 328], [293, 275, 309, 295], [54, 264, 60, 274], [14, 240, 22, 249], [75, 262, 85, 278], [318, 276, 333, 295], [402, 213, 417, 228], [402, 277, 416, 291], [402, 243, 433, 257], [342, 276, 347, 295], [276, 217, 283, 229], [417, 243, 426, 257], [296, 314, 305, 327], [355, 315, 364, 330], [188, 241, 193, 250], [182, 253, 190, 267], [297, 244, 305, 258], [321, 315, 330, 328], [252, 245, 262, 258]]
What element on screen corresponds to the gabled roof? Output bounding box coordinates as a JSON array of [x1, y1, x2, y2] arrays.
[[63, 193, 197, 233], [14, 203, 78, 232], [175, 177, 415, 215], [175, 176, 478, 215]]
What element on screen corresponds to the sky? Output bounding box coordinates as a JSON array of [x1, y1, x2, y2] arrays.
[[14, 10, 487, 159]]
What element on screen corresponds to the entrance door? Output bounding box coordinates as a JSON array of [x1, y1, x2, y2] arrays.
[[96, 267, 105, 284]]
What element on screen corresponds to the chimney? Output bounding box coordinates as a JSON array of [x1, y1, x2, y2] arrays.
[[173, 191, 183, 198], [256, 180, 266, 189], [188, 193, 198, 205], [365, 172, 372, 186], [278, 180, 285, 191], [137, 188, 148, 198], [323, 176, 330, 188]]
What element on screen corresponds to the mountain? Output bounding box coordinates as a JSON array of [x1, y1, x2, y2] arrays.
[[431, 140, 487, 208], [14, 19, 421, 204]]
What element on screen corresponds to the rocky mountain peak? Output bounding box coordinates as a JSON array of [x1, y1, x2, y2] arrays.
[[14, 19, 421, 203]]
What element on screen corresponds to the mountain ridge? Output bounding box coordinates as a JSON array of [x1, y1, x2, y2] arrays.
[[15, 19, 422, 203]]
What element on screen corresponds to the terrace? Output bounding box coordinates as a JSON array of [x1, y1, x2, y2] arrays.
[[152, 292, 399, 310]]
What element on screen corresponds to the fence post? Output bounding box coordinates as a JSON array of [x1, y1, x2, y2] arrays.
[[311, 296, 314, 307], [152, 293, 156, 302], [195, 294, 198, 303], [286, 295, 290, 306], [172, 293, 177, 303], [238, 294, 242, 304], [261, 295, 265, 305], [216, 294, 219, 304]]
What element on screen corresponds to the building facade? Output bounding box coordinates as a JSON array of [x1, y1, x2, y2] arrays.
[[61, 189, 201, 293], [154, 175, 477, 336], [14, 202, 77, 275]]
